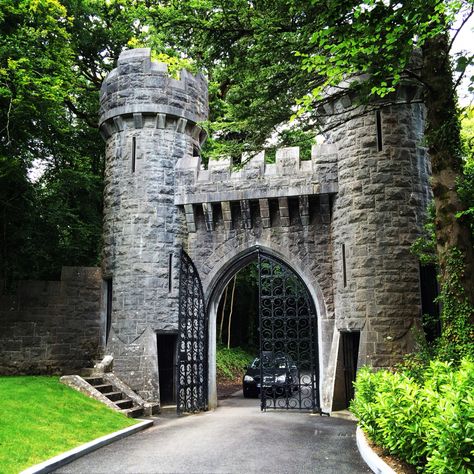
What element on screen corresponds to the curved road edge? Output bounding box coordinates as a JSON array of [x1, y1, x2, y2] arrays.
[[356, 426, 397, 474], [20, 419, 154, 474]]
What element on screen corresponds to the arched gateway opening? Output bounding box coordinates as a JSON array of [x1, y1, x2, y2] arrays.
[[177, 247, 320, 414]]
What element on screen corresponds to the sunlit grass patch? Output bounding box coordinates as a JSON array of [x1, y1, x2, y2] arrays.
[[0, 376, 137, 474]]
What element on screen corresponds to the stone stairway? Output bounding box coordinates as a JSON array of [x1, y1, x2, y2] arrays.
[[60, 357, 159, 418], [82, 375, 144, 418]]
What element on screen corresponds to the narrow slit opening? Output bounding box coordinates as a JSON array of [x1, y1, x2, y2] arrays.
[[132, 136, 136, 172], [342, 244, 347, 288], [105, 278, 112, 343], [168, 253, 173, 292], [376, 110, 383, 151]]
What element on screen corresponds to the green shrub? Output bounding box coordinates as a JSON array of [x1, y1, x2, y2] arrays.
[[423, 359, 474, 473], [351, 358, 474, 473], [216, 345, 254, 380]]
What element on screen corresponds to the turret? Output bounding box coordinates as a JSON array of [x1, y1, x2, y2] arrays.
[[99, 48, 208, 401], [329, 92, 430, 368]]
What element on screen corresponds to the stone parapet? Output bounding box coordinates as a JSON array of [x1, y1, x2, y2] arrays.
[[175, 144, 338, 205], [99, 48, 208, 148]]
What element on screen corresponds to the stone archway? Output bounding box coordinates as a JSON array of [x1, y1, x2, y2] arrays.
[[204, 245, 322, 411]]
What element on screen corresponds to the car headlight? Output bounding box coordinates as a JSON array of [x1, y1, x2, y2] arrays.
[[275, 374, 287, 383], [244, 375, 254, 382]]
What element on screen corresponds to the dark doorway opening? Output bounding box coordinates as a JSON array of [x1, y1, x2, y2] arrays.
[[341, 332, 360, 407], [333, 331, 360, 410], [157, 333, 177, 405]]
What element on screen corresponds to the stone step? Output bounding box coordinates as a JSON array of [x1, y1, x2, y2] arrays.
[[104, 391, 124, 402], [115, 399, 134, 409], [122, 406, 144, 418], [83, 376, 104, 386], [94, 383, 114, 393], [79, 372, 146, 417]]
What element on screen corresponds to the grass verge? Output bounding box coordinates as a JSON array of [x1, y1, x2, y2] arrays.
[[0, 376, 138, 474]]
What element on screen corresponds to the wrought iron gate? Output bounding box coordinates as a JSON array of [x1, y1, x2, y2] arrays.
[[258, 252, 320, 412], [177, 249, 208, 413]]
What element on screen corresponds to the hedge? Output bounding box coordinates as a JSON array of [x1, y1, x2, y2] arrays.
[[351, 358, 474, 473]]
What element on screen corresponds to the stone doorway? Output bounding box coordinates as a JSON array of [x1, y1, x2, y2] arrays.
[[332, 331, 360, 410], [157, 333, 177, 405]]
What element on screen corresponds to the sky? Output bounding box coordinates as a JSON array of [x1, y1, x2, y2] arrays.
[[452, 11, 474, 105]]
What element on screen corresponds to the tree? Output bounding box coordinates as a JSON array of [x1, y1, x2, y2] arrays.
[[0, 0, 75, 285], [0, 0, 147, 285]]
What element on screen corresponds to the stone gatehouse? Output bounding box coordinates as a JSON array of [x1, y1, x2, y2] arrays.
[[96, 48, 431, 413]]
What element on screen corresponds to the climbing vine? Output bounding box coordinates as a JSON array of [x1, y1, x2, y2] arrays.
[[435, 248, 474, 362]]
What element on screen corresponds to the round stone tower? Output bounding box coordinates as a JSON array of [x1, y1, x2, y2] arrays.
[[330, 91, 431, 369], [99, 48, 208, 400]]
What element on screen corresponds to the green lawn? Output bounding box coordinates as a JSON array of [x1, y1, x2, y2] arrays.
[[0, 376, 138, 474]]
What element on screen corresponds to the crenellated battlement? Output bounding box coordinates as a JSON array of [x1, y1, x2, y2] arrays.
[[174, 144, 338, 206], [99, 48, 208, 144]]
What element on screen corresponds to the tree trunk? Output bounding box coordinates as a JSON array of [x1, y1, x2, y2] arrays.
[[218, 284, 228, 343], [422, 30, 474, 322], [227, 275, 237, 349]]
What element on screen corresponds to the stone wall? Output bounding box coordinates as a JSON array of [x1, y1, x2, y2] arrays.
[[183, 191, 337, 410], [0, 267, 104, 374]]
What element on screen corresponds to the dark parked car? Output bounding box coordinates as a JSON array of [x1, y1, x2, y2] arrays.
[[242, 352, 299, 398]]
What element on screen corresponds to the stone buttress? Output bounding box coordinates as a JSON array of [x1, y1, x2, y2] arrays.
[[99, 48, 208, 400]]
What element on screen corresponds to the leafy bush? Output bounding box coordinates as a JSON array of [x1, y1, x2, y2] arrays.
[[351, 358, 474, 473], [216, 345, 253, 381]]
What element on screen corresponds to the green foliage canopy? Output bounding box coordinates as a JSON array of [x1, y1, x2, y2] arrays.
[[0, 0, 144, 285]]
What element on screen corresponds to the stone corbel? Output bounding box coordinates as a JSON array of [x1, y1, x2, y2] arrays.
[[320, 194, 330, 224], [221, 201, 233, 231], [240, 200, 252, 229], [133, 113, 143, 129], [113, 116, 125, 132], [299, 195, 309, 226], [259, 199, 271, 228], [176, 118, 188, 134], [155, 113, 166, 129], [278, 197, 290, 227], [202, 202, 214, 231], [184, 204, 196, 233]]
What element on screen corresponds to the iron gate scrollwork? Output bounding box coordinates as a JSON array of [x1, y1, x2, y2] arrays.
[[258, 251, 320, 412], [177, 249, 208, 413]]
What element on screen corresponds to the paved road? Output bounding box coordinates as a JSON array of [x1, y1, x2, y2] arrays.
[[56, 392, 370, 474]]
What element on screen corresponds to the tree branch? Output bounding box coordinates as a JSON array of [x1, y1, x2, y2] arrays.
[[447, 6, 474, 55], [453, 54, 474, 92], [64, 100, 98, 129]]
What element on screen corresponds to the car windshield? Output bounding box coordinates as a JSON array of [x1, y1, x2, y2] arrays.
[[250, 354, 294, 369]]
